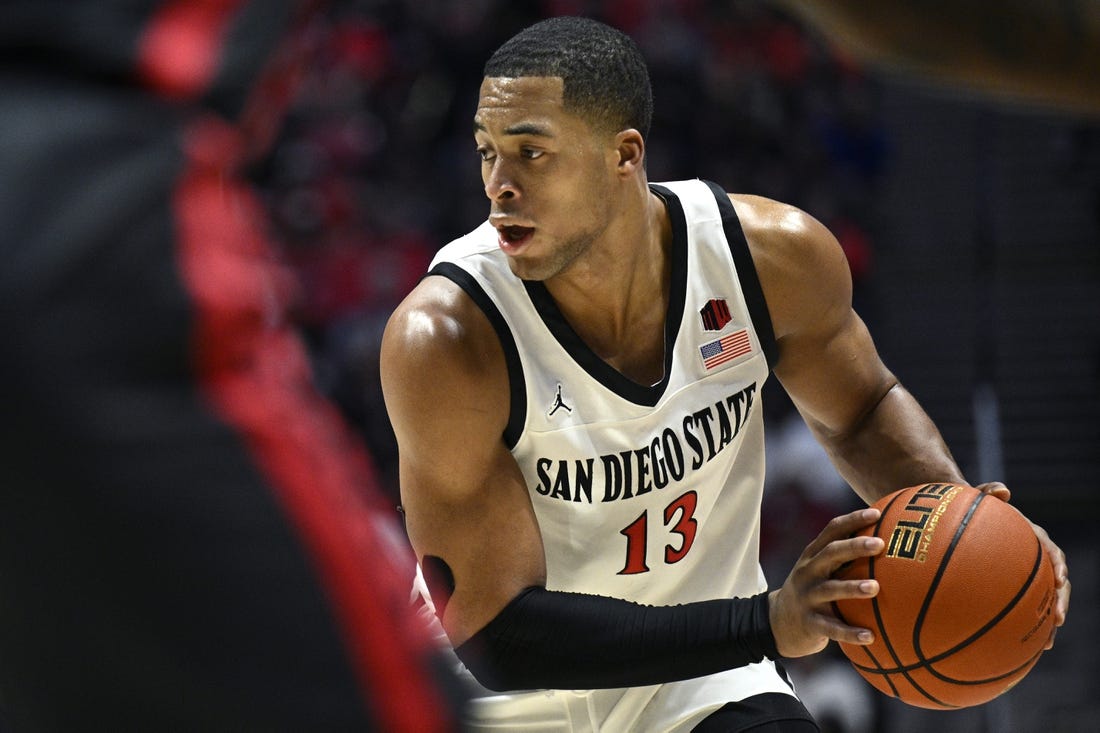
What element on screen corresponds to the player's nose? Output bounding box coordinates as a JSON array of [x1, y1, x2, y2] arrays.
[[484, 159, 519, 201]]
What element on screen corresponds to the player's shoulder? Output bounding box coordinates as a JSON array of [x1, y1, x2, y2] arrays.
[[722, 193, 845, 277], [384, 276, 494, 372], [726, 194, 834, 255], [382, 244, 507, 396], [724, 193, 852, 339], [386, 221, 497, 347]]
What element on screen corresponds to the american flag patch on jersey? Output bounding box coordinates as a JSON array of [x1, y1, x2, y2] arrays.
[[699, 328, 752, 370]]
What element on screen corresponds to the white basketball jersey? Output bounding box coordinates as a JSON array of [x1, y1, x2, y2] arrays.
[[425, 179, 797, 732]]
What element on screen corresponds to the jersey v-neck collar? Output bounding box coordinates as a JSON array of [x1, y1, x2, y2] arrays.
[[521, 184, 688, 407]]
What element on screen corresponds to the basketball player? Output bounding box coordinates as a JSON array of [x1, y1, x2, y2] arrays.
[[381, 16, 1070, 732], [0, 1, 463, 729]]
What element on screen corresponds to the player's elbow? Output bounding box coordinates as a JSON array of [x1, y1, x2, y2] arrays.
[[453, 638, 526, 692]]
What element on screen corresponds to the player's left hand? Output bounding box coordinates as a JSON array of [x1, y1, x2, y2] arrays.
[[974, 481, 1070, 650]]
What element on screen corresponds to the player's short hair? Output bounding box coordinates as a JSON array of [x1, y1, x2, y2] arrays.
[[484, 16, 653, 138]]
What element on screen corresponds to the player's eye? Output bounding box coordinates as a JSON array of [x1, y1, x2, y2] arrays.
[[475, 146, 495, 162], [520, 147, 543, 160]]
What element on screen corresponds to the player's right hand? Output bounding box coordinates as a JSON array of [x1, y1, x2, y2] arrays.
[[767, 507, 884, 658]]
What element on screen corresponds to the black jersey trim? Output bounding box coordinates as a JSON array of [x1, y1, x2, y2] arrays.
[[425, 262, 527, 449], [521, 184, 688, 407], [703, 180, 779, 371]]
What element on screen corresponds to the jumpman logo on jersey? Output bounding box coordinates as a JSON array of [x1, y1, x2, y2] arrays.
[[548, 384, 572, 417]]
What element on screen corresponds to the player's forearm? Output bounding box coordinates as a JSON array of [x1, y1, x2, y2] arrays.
[[815, 383, 967, 504], [454, 587, 776, 691]]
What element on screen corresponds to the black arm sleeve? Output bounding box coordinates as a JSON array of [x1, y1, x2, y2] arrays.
[[453, 587, 778, 692]]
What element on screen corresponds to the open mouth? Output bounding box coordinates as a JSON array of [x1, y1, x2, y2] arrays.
[[498, 225, 535, 248]]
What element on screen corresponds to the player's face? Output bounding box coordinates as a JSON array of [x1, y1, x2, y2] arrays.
[[474, 76, 618, 281]]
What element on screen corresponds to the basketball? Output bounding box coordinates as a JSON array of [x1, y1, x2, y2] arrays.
[[832, 483, 1057, 709]]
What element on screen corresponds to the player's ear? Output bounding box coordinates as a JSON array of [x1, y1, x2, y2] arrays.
[[613, 128, 645, 177]]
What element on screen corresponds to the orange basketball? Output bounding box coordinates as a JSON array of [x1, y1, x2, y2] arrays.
[[832, 483, 1056, 709]]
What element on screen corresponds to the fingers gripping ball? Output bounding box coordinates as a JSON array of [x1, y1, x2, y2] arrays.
[[832, 483, 1057, 709]]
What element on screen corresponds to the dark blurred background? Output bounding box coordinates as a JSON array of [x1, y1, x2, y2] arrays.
[[255, 1, 1099, 730]]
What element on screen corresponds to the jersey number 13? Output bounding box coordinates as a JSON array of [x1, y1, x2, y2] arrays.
[[618, 491, 699, 575]]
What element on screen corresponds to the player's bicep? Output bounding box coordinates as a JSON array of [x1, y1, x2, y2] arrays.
[[380, 277, 515, 503], [775, 307, 897, 440], [399, 442, 545, 645], [380, 285, 546, 645], [736, 195, 895, 437]]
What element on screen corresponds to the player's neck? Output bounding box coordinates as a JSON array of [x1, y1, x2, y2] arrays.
[[542, 189, 672, 384]]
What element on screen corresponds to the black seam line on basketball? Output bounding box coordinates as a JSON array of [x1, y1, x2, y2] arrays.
[[868, 485, 962, 708], [866, 489, 953, 707], [830, 601, 902, 699], [829, 491, 913, 703], [851, 537, 1047, 680], [851, 644, 1046, 686], [859, 634, 901, 698], [920, 538, 1046, 684], [910, 491, 986, 673]]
